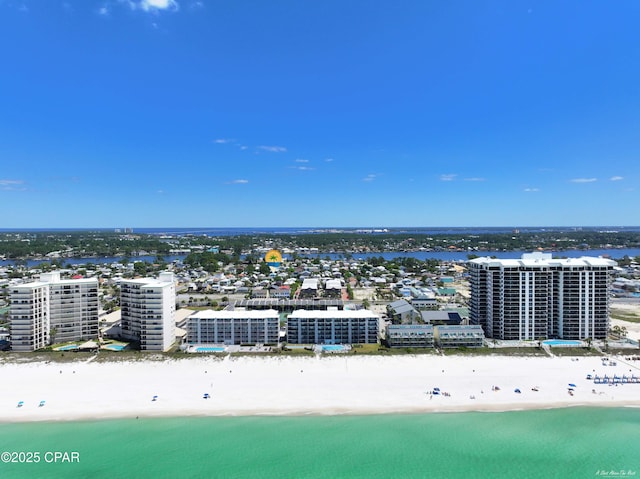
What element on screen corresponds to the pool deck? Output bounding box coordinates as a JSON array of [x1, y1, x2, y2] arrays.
[[185, 344, 273, 354], [543, 340, 584, 347]]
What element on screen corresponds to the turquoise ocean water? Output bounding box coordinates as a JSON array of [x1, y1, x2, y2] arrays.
[[0, 408, 638, 479]]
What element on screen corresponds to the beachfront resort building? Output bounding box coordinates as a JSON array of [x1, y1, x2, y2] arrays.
[[386, 324, 435, 348], [119, 272, 176, 351], [287, 309, 379, 345], [468, 253, 616, 340], [186, 309, 279, 345], [9, 272, 99, 352], [434, 325, 485, 348]]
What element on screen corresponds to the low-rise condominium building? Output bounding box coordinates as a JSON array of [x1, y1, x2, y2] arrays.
[[287, 309, 379, 344], [187, 309, 279, 345]]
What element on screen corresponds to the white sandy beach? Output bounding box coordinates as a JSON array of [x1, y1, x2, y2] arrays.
[[1, 354, 639, 422]]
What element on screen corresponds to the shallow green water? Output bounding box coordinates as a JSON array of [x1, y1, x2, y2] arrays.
[[0, 408, 638, 479]]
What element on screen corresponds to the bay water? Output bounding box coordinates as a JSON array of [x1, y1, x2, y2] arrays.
[[0, 407, 638, 479]]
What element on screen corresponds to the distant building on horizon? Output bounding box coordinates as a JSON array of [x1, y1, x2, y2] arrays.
[[468, 252, 616, 341], [9, 272, 99, 352], [119, 272, 176, 351]]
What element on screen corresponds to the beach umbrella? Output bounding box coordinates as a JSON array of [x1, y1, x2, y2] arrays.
[[568, 383, 576, 388]]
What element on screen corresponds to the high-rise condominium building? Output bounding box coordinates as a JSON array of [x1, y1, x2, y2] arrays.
[[10, 272, 99, 352], [119, 272, 176, 351], [468, 253, 616, 340]]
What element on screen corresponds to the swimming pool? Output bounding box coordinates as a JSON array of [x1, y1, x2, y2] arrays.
[[195, 347, 225, 352], [321, 345, 348, 352], [543, 340, 583, 347], [103, 344, 126, 351], [56, 345, 79, 351]]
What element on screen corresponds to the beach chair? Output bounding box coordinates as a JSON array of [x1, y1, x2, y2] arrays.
[[39, 400, 46, 407]]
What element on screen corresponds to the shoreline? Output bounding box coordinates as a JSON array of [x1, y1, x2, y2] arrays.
[[2, 404, 640, 425], [2, 354, 639, 423]]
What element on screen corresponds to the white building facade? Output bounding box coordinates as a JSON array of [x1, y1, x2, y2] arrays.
[[287, 309, 379, 344], [187, 309, 279, 345], [10, 282, 50, 352], [9, 272, 99, 352], [468, 253, 615, 340], [120, 272, 176, 351]]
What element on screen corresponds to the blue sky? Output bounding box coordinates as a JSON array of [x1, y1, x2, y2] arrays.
[[1, 0, 639, 228]]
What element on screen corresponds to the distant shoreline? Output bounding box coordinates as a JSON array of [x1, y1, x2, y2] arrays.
[[3, 248, 640, 268]]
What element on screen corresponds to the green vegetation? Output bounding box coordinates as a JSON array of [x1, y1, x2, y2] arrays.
[[183, 251, 237, 272], [610, 311, 640, 324], [441, 347, 548, 356], [2, 229, 640, 261], [0, 231, 173, 259], [548, 348, 602, 357], [279, 346, 315, 356]]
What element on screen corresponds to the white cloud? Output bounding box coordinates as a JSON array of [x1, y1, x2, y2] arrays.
[[140, 0, 179, 11], [290, 166, 314, 171], [258, 145, 287, 153], [118, 0, 179, 12], [440, 174, 457, 182], [610, 176, 624, 181], [464, 177, 485, 182], [523, 188, 540, 192], [214, 138, 234, 144], [1, 2, 29, 12], [98, 5, 109, 15], [325, 158, 334, 162], [227, 179, 249, 184], [295, 159, 309, 163], [362, 174, 377, 182], [570, 178, 597, 183], [0, 179, 26, 191]]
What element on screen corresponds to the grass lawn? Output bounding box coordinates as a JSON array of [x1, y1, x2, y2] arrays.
[[610, 312, 640, 323], [548, 347, 602, 357]]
